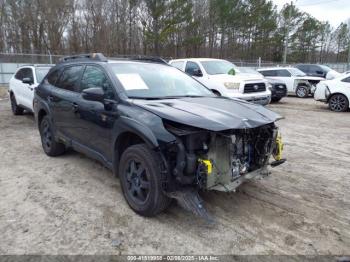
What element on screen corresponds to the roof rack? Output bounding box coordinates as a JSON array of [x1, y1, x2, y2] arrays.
[[59, 53, 108, 63], [109, 55, 168, 65]]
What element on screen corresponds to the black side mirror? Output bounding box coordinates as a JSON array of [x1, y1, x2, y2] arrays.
[[22, 77, 33, 85], [192, 69, 203, 77], [82, 87, 104, 102]]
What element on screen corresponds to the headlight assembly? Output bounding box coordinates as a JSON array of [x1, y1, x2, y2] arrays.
[[267, 83, 273, 90], [224, 82, 240, 89]]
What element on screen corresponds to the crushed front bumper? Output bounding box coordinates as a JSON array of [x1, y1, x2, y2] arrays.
[[208, 167, 269, 192]]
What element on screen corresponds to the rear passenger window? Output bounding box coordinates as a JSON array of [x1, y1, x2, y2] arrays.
[[260, 70, 276, 77], [80, 66, 115, 99], [46, 69, 62, 86], [276, 70, 291, 77], [56, 66, 84, 92]]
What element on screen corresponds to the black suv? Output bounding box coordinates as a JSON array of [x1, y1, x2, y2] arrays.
[[34, 53, 284, 218], [295, 64, 332, 78]]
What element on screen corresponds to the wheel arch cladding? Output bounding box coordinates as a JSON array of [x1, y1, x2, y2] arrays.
[[37, 109, 47, 128], [112, 117, 165, 174], [327, 92, 349, 104]]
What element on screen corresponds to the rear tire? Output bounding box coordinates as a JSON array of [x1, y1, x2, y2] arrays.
[[39, 116, 65, 156], [296, 85, 308, 98], [119, 144, 171, 216], [328, 94, 349, 112], [10, 93, 24, 115]]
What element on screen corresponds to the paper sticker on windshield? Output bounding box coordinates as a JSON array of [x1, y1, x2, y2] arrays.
[[116, 74, 149, 90]]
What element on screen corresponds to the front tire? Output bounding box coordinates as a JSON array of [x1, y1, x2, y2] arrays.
[[119, 144, 171, 216], [296, 85, 308, 98], [271, 97, 282, 103], [10, 93, 24, 115], [328, 94, 349, 112], [39, 116, 65, 156]]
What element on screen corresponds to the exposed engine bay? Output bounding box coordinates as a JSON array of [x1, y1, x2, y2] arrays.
[[164, 121, 284, 193]]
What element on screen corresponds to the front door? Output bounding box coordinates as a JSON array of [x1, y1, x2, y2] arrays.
[[74, 65, 118, 161], [20, 68, 35, 109]]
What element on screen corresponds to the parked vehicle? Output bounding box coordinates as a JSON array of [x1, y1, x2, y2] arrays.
[[169, 58, 271, 105], [9, 65, 52, 115], [34, 53, 285, 219], [237, 67, 287, 103], [314, 73, 350, 112], [295, 64, 341, 80], [257, 67, 324, 98]]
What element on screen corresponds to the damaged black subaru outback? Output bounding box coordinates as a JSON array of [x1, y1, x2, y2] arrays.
[[34, 53, 285, 219]]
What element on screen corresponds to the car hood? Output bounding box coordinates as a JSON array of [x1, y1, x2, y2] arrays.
[[131, 97, 282, 131], [208, 74, 265, 83]]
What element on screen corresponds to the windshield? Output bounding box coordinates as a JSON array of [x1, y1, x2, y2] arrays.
[[35, 67, 51, 83], [319, 65, 331, 73], [288, 68, 306, 77], [201, 60, 238, 75], [110, 62, 214, 99]]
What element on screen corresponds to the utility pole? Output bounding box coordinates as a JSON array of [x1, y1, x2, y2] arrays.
[[283, 1, 293, 64]]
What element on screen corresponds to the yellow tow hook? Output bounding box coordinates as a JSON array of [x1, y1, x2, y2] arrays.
[[271, 132, 286, 167]]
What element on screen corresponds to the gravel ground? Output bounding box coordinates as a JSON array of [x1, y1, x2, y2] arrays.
[[0, 96, 349, 255]]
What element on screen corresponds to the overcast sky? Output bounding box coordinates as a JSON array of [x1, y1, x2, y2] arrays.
[[272, 0, 350, 28]]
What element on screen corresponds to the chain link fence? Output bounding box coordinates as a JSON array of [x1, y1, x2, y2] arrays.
[[0, 53, 349, 85]]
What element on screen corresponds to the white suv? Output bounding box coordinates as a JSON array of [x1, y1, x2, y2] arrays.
[[9, 65, 52, 115], [169, 58, 271, 105]]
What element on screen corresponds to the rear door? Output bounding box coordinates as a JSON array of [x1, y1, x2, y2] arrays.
[[49, 65, 85, 141], [275, 69, 294, 92]]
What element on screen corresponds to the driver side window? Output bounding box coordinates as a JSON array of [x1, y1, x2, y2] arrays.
[[185, 61, 201, 76], [80, 66, 115, 99]]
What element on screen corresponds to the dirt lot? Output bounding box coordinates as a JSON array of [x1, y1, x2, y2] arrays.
[[0, 95, 350, 255]]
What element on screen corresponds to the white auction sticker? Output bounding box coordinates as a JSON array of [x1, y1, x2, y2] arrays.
[[116, 73, 149, 90]]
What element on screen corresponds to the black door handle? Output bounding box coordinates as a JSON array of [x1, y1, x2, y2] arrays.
[[72, 102, 79, 113], [47, 95, 54, 102]]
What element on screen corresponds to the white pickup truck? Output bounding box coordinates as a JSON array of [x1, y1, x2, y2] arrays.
[[169, 58, 271, 105]]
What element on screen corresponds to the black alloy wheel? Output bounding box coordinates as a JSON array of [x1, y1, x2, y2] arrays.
[[119, 144, 171, 216], [329, 94, 349, 112], [39, 116, 65, 156], [125, 159, 151, 205]]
